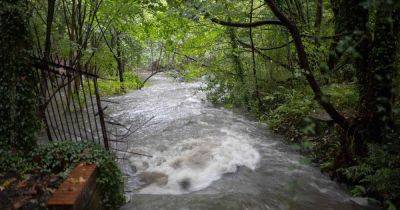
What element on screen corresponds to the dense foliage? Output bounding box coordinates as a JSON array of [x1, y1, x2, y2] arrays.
[[0, 141, 125, 209], [96, 72, 143, 96], [0, 0, 40, 152], [1, 0, 400, 209], [158, 0, 400, 208]]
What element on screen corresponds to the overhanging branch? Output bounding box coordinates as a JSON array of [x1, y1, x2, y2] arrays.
[[258, 40, 294, 50], [237, 39, 291, 69], [265, 0, 350, 130], [211, 17, 283, 28]]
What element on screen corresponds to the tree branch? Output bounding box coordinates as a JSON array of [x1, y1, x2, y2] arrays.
[[265, 0, 350, 130], [237, 39, 291, 69], [258, 40, 294, 50], [139, 70, 166, 89], [211, 17, 283, 28], [95, 16, 119, 61]]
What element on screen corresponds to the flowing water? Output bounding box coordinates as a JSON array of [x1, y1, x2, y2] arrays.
[[106, 73, 375, 210]]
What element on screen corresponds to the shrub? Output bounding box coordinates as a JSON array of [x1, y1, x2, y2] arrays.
[[341, 144, 400, 208], [96, 71, 142, 96], [0, 141, 125, 210], [323, 84, 358, 111], [265, 88, 315, 140], [31, 141, 125, 209]]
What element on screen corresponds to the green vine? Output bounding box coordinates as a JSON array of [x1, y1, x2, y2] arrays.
[[1, 141, 125, 209], [31, 141, 126, 209], [0, 0, 40, 152]]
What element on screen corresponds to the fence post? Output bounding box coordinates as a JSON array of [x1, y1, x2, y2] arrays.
[[93, 77, 109, 150]]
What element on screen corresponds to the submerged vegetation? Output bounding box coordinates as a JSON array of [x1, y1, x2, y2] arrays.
[[96, 72, 143, 96], [1, 0, 400, 209]]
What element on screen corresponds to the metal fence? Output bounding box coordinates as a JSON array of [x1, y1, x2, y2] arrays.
[[33, 58, 109, 150]]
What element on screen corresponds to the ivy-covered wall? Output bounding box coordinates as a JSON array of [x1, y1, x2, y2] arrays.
[[0, 0, 40, 151]]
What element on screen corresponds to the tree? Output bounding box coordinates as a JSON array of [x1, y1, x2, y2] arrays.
[[0, 0, 39, 152], [208, 0, 400, 162]]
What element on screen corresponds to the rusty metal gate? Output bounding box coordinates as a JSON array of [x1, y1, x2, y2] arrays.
[[33, 58, 109, 150]]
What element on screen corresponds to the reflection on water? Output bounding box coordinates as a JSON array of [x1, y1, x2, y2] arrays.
[[106, 74, 375, 210]]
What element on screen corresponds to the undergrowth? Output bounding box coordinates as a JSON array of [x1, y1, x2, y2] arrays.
[[97, 71, 142, 96], [205, 78, 400, 209], [0, 141, 125, 210]]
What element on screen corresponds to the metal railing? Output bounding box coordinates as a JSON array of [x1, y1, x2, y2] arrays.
[[33, 58, 109, 150]]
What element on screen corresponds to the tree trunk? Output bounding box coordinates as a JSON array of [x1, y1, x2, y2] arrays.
[[359, 5, 400, 142], [227, 26, 249, 108], [314, 0, 322, 44], [116, 33, 125, 91], [328, 0, 399, 155], [327, 0, 369, 72], [249, 0, 264, 112], [44, 0, 56, 60], [325, 0, 370, 158], [0, 0, 39, 151]]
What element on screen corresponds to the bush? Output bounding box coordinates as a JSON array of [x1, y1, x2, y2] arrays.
[[341, 144, 400, 208], [32, 142, 125, 209], [0, 142, 125, 210], [265, 88, 315, 140], [0, 150, 33, 175], [323, 84, 358, 111], [96, 71, 142, 96]]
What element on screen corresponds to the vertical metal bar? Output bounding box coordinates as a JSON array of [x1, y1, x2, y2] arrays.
[[62, 75, 79, 141], [34, 68, 53, 142], [43, 72, 62, 141], [69, 74, 84, 141], [93, 77, 109, 150], [79, 74, 95, 142], [73, 75, 90, 141], [86, 77, 101, 144], [55, 75, 73, 141], [49, 73, 68, 140]]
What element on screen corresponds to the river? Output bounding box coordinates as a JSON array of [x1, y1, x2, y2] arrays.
[[105, 73, 375, 210]]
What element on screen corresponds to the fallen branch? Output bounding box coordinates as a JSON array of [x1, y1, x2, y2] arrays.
[[139, 70, 166, 89], [113, 148, 153, 158], [110, 116, 155, 140], [101, 99, 119, 104]]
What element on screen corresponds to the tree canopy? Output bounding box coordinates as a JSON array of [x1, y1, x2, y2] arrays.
[[1, 0, 400, 208]]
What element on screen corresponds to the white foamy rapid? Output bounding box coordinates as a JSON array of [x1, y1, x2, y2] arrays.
[[130, 129, 260, 194], [107, 74, 372, 210]]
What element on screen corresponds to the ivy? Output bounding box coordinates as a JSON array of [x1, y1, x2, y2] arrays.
[[0, 0, 40, 152], [1, 141, 125, 210], [31, 142, 125, 209]]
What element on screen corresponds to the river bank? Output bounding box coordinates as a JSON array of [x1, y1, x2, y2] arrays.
[[106, 74, 375, 210]]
